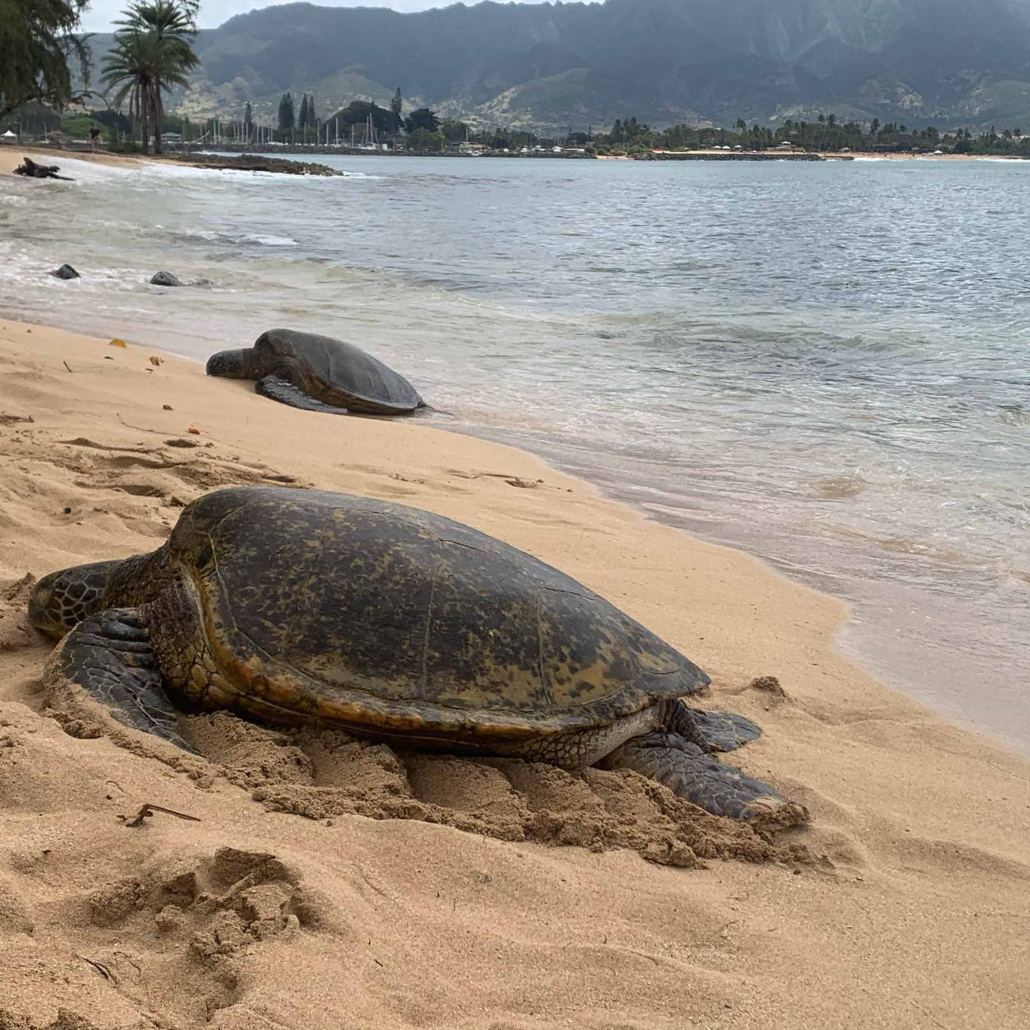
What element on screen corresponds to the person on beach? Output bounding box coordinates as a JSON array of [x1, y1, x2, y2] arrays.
[[89, 124, 100, 153]]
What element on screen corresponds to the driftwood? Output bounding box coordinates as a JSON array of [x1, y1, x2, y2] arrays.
[[14, 156, 73, 180]]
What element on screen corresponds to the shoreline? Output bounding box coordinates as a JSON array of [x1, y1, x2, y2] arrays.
[[0, 146, 339, 177], [0, 316, 1028, 1027], [4, 144, 1026, 755], [12, 301, 1028, 759], [5, 146, 1025, 182]]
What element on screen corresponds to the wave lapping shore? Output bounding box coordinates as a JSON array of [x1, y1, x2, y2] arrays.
[[0, 319, 1028, 1029]]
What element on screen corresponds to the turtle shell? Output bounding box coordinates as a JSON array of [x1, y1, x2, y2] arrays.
[[165, 487, 708, 742], [256, 328, 423, 414]]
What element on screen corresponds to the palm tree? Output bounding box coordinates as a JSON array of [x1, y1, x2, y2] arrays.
[[102, 0, 198, 154], [102, 29, 158, 152]]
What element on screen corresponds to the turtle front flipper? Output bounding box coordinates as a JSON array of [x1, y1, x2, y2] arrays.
[[604, 732, 808, 829], [670, 701, 763, 753], [256, 375, 349, 415], [43, 608, 197, 753]]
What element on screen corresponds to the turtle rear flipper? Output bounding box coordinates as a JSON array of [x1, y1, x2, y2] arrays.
[[256, 375, 349, 415], [605, 732, 808, 829], [43, 608, 196, 753]]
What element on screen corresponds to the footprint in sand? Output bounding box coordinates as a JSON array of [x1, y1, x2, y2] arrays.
[[72, 846, 345, 1024]]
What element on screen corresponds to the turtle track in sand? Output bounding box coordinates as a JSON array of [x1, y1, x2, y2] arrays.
[[185, 712, 810, 868]]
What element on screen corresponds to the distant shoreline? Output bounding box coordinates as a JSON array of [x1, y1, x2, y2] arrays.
[[3, 144, 1027, 182]]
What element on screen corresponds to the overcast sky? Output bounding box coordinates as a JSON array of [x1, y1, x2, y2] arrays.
[[81, 0, 576, 32]]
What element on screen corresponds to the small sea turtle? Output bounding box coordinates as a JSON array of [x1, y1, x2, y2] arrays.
[[206, 328, 425, 415], [28, 487, 806, 828]]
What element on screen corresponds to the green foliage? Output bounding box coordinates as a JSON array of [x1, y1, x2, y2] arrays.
[[4, 100, 62, 133], [406, 126, 442, 151], [102, 1, 198, 154], [440, 118, 468, 142], [607, 117, 650, 144], [278, 91, 294, 130], [59, 112, 96, 135], [482, 126, 538, 150], [0, 0, 91, 121], [298, 93, 308, 129], [390, 87, 402, 118], [244, 100, 252, 128], [584, 111, 1030, 158], [404, 107, 439, 134], [327, 100, 401, 135]]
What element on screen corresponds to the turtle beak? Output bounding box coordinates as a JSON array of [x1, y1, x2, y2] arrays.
[[206, 349, 249, 378]]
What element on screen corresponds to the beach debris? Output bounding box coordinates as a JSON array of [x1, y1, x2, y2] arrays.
[[76, 955, 114, 982], [749, 675, 789, 699], [163, 403, 173, 410], [13, 156, 73, 180], [108, 338, 127, 348], [62, 360, 73, 373], [450, 469, 544, 489], [49, 264, 79, 280], [187, 424, 201, 435], [165, 438, 198, 448], [119, 802, 201, 828], [149, 355, 163, 366], [57, 437, 152, 453], [0, 414, 34, 425], [150, 270, 183, 287]]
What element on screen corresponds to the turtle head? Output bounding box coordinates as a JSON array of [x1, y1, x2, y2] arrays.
[[27, 560, 123, 638], [206, 348, 256, 380]]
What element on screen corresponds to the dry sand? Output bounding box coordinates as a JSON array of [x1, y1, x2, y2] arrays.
[[0, 319, 1027, 1030]]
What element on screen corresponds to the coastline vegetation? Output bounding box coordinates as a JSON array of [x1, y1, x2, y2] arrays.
[[2, 0, 1028, 161], [0, 0, 90, 121], [591, 115, 1030, 157], [101, 0, 200, 155]]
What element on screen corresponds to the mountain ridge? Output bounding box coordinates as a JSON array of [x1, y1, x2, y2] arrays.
[[91, 0, 1030, 131]]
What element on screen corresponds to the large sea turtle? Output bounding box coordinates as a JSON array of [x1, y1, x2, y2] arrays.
[[206, 329, 425, 415], [28, 487, 806, 828]]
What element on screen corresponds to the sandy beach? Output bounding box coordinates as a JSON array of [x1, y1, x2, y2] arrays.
[[0, 147, 154, 177], [0, 311, 1027, 1030]]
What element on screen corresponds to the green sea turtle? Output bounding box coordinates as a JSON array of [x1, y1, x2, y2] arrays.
[[28, 487, 806, 828], [206, 328, 425, 416]]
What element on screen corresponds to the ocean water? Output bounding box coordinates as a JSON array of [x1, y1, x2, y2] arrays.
[[1, 154, 1028, 752]]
